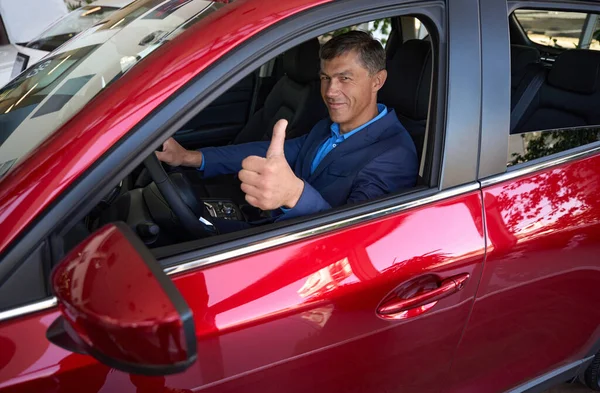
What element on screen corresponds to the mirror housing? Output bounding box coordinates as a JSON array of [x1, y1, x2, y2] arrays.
[[47, 222, 196, 375]]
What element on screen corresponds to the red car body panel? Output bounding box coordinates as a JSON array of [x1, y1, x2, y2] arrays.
[[0, 0, 331, 256], [0, 192, 485, 392], [450, 155, 600, 392]]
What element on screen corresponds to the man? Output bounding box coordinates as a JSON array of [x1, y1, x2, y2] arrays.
[[157, 31, 418, 229]]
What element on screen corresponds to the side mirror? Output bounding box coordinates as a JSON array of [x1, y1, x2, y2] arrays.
[[46, 222, 196, 375]]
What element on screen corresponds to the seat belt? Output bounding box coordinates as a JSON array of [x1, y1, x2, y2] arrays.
[[510, 71, 545, 134]]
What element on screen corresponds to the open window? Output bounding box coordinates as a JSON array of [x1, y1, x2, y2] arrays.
[[508, 8, 600, 168], [49, 14, 438, 266]]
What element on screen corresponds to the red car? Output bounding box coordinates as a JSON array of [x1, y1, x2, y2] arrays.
[[0, 0, 599, 392]]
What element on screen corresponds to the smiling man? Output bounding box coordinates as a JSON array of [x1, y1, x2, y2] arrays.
[[157, 30, 418, 230]]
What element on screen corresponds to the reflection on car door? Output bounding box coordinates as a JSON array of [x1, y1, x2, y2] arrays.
[[153, 190, 486, 392], [0, 193, 486, 393], [450, 157, 600, 392]]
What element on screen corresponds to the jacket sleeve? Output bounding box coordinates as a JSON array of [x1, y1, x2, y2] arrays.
[[278, 146, 418, 220], [276, 181, 332, 220], [347, 146, 418, 203], [199, 135, 307, 178]]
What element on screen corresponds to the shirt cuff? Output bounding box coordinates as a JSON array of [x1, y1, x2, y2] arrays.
[[197, 151, 205, 171]]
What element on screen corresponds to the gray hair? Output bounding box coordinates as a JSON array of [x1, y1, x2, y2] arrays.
[[320, 30, 386, 75]]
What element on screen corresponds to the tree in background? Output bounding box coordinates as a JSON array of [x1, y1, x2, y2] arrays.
[[320, 18, 392, 46], [510, 127, 600, 166]]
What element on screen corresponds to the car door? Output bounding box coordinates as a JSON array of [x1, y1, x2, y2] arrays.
[[0, 0, 488, 392], [449, 1, 600, 391], [0, 193, 485, 393]]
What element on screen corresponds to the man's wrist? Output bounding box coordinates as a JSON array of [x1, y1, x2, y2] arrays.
[[183, 150, 203, 168], [284, 178, 305, 209]]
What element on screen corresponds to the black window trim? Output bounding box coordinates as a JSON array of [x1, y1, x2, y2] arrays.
[[0, 0, 453, 319]]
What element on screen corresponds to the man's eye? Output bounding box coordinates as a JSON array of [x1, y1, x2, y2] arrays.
[[340, 77, 350, 81], [320, 76, 330, 81]]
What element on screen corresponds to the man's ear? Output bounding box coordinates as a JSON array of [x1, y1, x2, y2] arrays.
[[372, 69, 387, 92]]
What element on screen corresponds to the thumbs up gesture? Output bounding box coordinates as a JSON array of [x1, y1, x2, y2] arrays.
[[238, 119, 304, 210]]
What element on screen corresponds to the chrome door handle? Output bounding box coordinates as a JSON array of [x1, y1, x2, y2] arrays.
[[377, 273, 470, 316]]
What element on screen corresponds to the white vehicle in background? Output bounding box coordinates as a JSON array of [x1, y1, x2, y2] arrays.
[[0, 0, 134, 87], [0, 0, 219, 164]]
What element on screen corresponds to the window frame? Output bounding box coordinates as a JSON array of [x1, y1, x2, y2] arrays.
[[478, 0, 600, 185], [0, 0, 469, 319]]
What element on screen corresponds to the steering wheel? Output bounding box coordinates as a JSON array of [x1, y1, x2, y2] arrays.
[[143, 154, 217, 237]]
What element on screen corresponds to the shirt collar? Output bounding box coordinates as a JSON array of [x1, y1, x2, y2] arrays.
[[330, 104, 388, 139]]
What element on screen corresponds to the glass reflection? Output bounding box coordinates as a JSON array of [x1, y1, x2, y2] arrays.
[[297, 258, 353, 299]]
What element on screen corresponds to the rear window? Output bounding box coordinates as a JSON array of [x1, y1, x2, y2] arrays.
[[514, 10, 600, 50]]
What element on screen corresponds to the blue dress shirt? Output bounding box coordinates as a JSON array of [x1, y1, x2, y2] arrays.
[[310, 104, 387, 174], [281, 104, 387, 212]]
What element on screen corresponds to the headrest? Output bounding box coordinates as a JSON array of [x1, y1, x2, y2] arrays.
[[511, 44, 540, 72], [283, 38, 321, 84], [379, 39, 432, 120], [548, 49, 600, 94]]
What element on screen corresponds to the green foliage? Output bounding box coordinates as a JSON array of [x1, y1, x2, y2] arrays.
[[371, 18, 391, 46], [510, 127, 600, 166], [320, 18, 392, 46]]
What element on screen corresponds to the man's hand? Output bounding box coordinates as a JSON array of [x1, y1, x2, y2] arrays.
[[239, 119, 304, 210], [155, 137, 203, 168]]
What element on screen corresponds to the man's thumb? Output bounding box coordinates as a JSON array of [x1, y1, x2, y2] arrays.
[[266, 119, 288, 158]]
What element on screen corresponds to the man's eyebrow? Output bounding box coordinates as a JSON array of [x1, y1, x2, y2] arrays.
[[319, 70, 353, 77]]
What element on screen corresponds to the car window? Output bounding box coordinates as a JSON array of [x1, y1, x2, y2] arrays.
[[508, 9, 600, 167], [53, 14, 436, 261], [514, 10, 600, 51]]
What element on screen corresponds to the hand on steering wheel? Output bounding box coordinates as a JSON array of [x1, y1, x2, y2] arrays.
[[143, 153, 216, 238]]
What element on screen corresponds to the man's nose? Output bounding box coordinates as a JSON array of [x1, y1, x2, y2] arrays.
[[324, 80, 340, 98]]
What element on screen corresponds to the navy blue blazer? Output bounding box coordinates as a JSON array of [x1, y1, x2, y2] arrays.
[[200, 109, 418, 220]]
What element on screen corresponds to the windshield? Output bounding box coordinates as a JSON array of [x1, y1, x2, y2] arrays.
[[26, 6, 120, 52], [0, 0, 225, 175]]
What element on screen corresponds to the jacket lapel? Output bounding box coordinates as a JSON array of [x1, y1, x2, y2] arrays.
[[306, 110, 400, 182], [300, 123, 331, 179]]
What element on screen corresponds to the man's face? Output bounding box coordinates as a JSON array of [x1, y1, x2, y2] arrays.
[[320, 50, 385, 132]]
